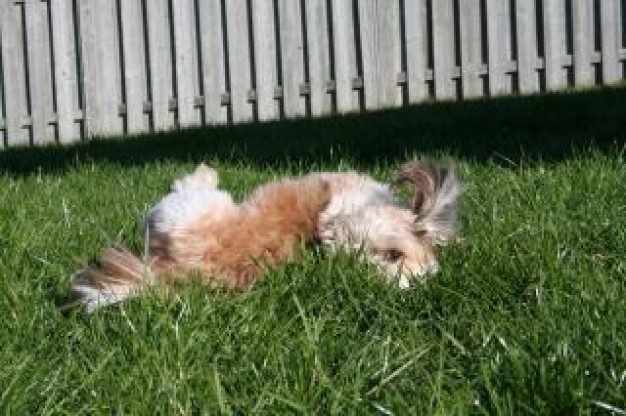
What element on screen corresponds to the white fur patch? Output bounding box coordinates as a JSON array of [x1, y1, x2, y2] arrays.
[[147, 188, 234, 235]]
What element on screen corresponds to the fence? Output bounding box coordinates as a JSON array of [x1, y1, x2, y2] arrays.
[[0, 0, 625, 148]]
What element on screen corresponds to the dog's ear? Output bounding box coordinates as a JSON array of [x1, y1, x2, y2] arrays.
[[392, 160, 463, 245], [391, 161, 439, 218]]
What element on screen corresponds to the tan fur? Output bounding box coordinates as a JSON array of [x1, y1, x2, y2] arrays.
[[163, 176, 331, 288]]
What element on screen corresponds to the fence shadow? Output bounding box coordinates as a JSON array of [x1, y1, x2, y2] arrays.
[[1, 85, 625, 175]]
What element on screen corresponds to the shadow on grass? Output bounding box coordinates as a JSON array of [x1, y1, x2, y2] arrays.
[[1, 85, 625, 175]]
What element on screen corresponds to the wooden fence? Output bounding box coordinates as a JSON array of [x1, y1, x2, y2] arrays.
[[1, 0, 625, 148]]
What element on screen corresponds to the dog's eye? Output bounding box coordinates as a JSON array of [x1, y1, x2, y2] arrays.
[[382, 249, 403, 262]]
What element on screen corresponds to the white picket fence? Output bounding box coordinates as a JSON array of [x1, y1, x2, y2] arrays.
[[0, 0, 625, 148]]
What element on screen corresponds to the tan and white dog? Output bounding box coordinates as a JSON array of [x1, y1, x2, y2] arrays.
[[68, 161, 463, 312]]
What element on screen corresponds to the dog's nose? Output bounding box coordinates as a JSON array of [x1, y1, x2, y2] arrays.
[[399, 259, 439, 286]]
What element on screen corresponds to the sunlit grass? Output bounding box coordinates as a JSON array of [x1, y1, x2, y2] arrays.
[[1, 86, 625, 413]]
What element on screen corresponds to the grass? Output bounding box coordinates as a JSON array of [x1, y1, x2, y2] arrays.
[[1, 86, 626, 414]]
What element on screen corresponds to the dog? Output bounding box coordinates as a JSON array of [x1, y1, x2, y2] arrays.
[[67, 161, 463, 312]]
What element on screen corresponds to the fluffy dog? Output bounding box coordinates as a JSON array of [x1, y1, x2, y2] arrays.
[[68, 161, 463, 312]]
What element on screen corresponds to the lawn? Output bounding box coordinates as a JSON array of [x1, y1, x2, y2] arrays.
[[1, 86, 625, 414]]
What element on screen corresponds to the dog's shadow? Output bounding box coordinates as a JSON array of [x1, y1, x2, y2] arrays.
[[2, 85, 625, 175]]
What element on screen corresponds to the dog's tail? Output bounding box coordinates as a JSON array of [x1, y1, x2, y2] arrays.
[[62, 248, 158, 313], [394, 161, 464, 244]]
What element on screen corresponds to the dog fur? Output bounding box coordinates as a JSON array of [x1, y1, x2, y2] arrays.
[[67, 161, 463, 312]]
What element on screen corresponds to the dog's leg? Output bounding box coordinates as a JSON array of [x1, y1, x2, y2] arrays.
[[171, 163, 219, 192], [147, 164, 234, 235]]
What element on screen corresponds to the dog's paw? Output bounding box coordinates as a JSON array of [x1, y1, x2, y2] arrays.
[[172, 163, 219, 191]]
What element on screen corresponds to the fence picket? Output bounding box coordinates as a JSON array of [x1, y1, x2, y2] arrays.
[[1, 1, 30, 145], [403, 0, 428, 103], [278, 0, 307, 117], [330, 0, 359, 113], [145, 0, 175, 131], [600, 0, 621, 83], [97, 0, 124, 136], [0, 44, 3, 147], [485, 0, 512, 95], [358, 0, 402, 109], [101, 0, 124, 136], [119, 0, 149, 134], [431, 0, 456, 99], [571, 0, 595, 86], [77, 1, 98, 136], [251, 0, 280, 121], [80, 0, 124, 137], [459, 0, 483, 98], [305, 0, 332, 116], [172, 0, 200, 128], [515, 0, 539, 93], [50, 0, 81, 142], [225, 0, 254, 122], [24, 1, 55, 144], [0, 73, 3, 148], [542, 0, 567, 90], [197, 0, 227, 124]]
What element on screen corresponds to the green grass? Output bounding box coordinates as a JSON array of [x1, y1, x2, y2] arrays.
[[1, 86, 626, 414]]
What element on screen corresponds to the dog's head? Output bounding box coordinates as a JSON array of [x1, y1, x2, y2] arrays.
[[319, 162, 463, 288]]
